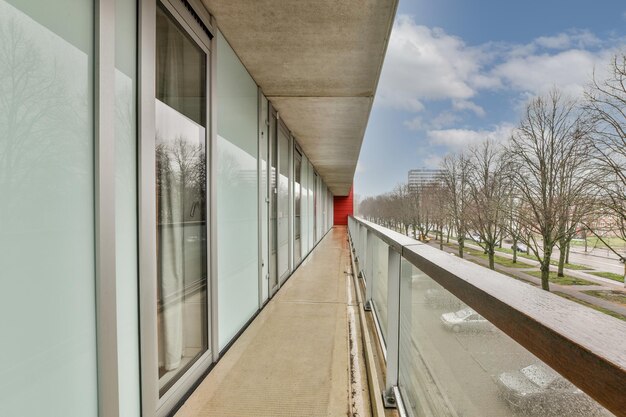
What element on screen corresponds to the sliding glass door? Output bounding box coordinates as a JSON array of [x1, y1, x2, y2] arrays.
[[293, 148, 303, 265], [277, 123, 291, 281], [269, 110, 279, 294], [155, 1, 209, 398]]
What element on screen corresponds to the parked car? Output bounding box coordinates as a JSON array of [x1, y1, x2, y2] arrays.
[[440, 307, 491, 332], [511, 242, 528, 252], [466, 234, 481, 243], [497, 364, 604, 416]]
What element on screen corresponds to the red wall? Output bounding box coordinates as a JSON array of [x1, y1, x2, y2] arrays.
[[333, 186, 354, 225]]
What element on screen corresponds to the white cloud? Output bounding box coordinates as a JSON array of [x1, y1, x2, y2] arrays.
[[534, 33, 572, 49], [376, 15, 622, 138], [377, 16, 494, 111], [431, 111, 462, 128], [427, 123, 514, 151], [534, 30, 600, 50], [452, 99, 486, 117], [403, 111, 461, 131], [403, 116, 423, 131], [491, 48, 614, 97], [421, 153, 444, 168]]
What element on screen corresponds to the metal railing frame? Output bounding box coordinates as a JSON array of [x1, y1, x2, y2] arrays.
[[347, 216, 626, 417]]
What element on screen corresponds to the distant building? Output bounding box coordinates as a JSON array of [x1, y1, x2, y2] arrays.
[[408, 168, 444, 190]]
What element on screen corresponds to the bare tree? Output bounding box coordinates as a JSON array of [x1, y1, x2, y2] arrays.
[[466, 140, 509, 270], [441, 153, 471, 258], [429, 181, 448, 250], [583, 52, 626, 284], [507, 89, 593, 291]]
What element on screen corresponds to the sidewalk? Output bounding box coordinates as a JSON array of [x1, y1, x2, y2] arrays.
[[430, 241, 626, 319], [175, 227, 369, 417], [463, 241, 623, 288]]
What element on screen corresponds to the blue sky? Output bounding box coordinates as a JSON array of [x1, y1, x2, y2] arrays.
[[355, 0, 626, 197]]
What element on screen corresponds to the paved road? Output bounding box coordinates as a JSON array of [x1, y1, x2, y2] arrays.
[[430, 241, 626, 317], [442, 240, 624, 288], [552, 247, 624, 276], [417, 228, 625, 276]]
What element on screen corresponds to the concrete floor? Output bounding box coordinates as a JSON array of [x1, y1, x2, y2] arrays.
[[176, 226, 368, 417]]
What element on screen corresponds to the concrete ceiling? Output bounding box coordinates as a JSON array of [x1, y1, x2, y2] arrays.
[[201, 0, 398, 195]]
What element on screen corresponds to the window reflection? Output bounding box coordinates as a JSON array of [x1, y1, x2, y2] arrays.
[[155, 2, 208, 396]]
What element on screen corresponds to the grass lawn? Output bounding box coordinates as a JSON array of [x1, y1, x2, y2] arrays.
[[526, 271, 595, 286], [582, 290, 626, 306], [465, 249, 528, 269], [549, 260, 589, 270], [554, 292, 626, 321], [590, 271, 624, 283], [463, 257, 540, 285], [495, 246, 536, 260], [569, 237, 626, 250]]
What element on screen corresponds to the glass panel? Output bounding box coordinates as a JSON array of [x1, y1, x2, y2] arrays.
[[300, 153, 309, 257], [313, 174, 320, 244], [115, 0, 140, 413], [294, 149, 302, 264], [259, 96, 269, 302], [269, 113, 278, 291], [156, 3, 208, 395], [216, 30, 259, 349], [0, 1, 97, 415], [308, 162, 315, 250], [398, 259, 614, 417], [372, 237, 389, 342], [277, 125, 290, 279]]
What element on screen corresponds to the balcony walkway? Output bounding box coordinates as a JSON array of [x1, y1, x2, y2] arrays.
[[176, 226, 368, 417]]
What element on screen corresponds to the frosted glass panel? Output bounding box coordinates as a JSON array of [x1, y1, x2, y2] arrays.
[[115, 0, 140, 413], [372, 237, 389, 342], [308, 162, 315, 250], [277, 126, 290, 279], [0, 1, 97, 415], [217, 31, 259, 349], [300, 154, 309, 257], [259, 96, 269, 302], [293, 150, 302, 264]]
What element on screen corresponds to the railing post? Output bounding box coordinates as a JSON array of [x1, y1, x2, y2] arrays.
[[364, 229, 374, 310], [383, 246, 401, 407]]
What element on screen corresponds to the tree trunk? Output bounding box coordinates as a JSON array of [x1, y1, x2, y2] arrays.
[[565, 241, 570, 264], [446, 228, 450, 243], [439, 229, 443, 250], [541, 263, 551, 291], [458, 237, 464, 258], [541, 246, 552, 291], [488, 247, 495, 270], [512, 237, 518, 264], [557, 250, 566, 277], [557, 238, 566, 277]]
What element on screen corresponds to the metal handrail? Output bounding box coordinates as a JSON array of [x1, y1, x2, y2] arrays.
[[349, 216, 626, 417]]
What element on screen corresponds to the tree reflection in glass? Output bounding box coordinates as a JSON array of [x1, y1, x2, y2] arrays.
[[155, 2, 208, 396]]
